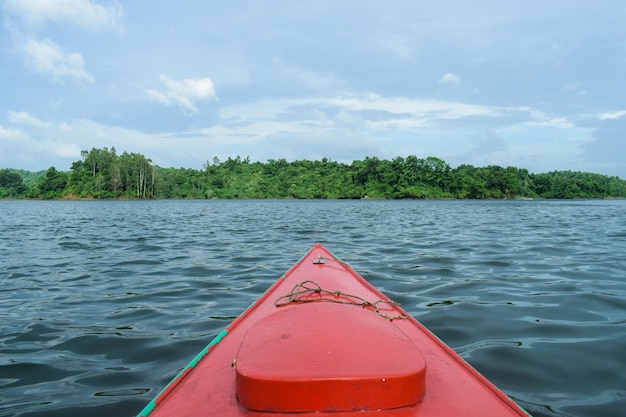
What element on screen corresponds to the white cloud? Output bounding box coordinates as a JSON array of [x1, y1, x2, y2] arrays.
[[59, 122, 73, 131], [145, 89, 170, 105], [510, 108, 575, 129], [21, 38, 94, 82], [366, 118, 430, 131], [54, 143, 83, 158], [8, 111, 47, 127], [0, 116, 163, 170], [324, 95, 490, 120], [529, 117, 574, 129], [159, 75, 217, 101], [218, 95, 493, 142], [146, 75, 217, 115], [0, 125, 23, 140], [599, 110, 626, 120], [3, 0, 123, 31], [439, 73, 461, 85], [25, 138, 83, 162], [2, 0, 120, 82]]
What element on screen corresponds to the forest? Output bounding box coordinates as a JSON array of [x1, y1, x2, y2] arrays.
[[1, 147, 625, 200]]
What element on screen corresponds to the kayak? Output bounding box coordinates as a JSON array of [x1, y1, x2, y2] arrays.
[[137, 243, 531, 417]]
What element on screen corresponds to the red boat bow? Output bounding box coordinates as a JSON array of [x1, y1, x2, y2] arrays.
[[138, 243, 531, 417]]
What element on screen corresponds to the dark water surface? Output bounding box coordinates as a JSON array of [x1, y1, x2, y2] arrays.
[[1, 200, 625, 417]]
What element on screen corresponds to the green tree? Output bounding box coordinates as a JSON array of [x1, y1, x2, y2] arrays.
[[0, 169, 26, 197], [7, 147, 626, 200], [36, 167, 68, 199]]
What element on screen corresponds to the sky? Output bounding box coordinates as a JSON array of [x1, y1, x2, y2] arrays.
[[1, 0, 626, 178]]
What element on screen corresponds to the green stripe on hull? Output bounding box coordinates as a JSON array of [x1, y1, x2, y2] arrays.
[[136, 328, 229, 417]]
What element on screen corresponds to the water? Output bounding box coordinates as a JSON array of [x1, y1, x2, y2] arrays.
[[1, 200, 625, 417]]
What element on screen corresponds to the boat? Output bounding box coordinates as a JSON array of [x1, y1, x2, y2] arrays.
[[137, 243, 531, 417]]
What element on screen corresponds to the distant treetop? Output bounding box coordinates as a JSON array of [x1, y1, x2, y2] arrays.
[[2, 148, 625, 199]]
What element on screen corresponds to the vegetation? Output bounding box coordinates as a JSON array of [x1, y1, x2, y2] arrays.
[[0, 169, 27, 198], [2, 147, 625, 200]]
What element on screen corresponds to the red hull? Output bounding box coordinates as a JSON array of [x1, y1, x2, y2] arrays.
[[137, 243, 530, 417]]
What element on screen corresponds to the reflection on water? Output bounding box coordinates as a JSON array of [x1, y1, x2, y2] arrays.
[[1, 199, 625, 417]]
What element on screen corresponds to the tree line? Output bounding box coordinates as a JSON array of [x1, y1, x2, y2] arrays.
[[1, 147, 625, 199]]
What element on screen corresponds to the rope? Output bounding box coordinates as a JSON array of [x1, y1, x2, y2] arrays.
[[275, 280, 407, 320]]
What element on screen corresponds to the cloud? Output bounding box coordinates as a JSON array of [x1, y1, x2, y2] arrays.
[[237, 109, 381, 163], [213, 94, 504, 163], [217, 95, 494, 146], [438, 73, 461, 85], [2, 0, 121, 82], [8, 111, 47, 127], [146, 75, 217, 115], [218, 94, 496, 144], [324, 95, 490, 120], [3, 0, 123, 31], [0, 125, 23, 140], [599, 110, 626, 120], [53, 142, 83, 158], [20, 38, 94, 82], [0, 116, 163, 170]]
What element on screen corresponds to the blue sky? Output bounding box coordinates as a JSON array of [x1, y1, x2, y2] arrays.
[[1, 0, 625, 178]]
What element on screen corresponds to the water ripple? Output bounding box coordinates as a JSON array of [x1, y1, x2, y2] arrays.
[[1, 199, 625, 417]]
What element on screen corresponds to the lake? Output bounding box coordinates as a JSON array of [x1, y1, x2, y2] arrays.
[[1, 199, 625, 417]]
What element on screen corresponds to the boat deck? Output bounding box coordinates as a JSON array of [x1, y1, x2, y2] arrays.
[[138, 243, 530, 417]]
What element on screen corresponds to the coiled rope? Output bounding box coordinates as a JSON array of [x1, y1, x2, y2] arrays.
[[275, 280, 407, 320]]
